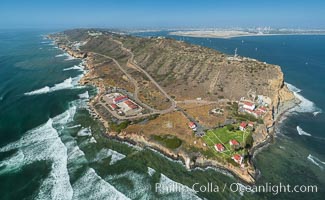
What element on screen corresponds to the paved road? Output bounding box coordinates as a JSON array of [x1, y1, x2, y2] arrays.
[[90, 38, 177, 120], [112, 38, 177, 113]]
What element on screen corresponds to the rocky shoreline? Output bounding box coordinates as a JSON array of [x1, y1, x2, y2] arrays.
[[51, 35, 298, 185]]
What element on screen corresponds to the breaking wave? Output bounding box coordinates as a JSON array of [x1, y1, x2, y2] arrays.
[[72, 168, 129, 200], [63, 64, 84, 72], [147, 167, 156, 176], [92, 148, 126, 165], [77, 127, 92, 137], [106, 171, 151, 199], [296, 126, 312, 136], [55, 52, 76, 61], [285, 82, 322, 113], [158, 173, 201, 200], [0, 106, 77, 200], [78, 91, 89, 99], [24, 75, 83, 96], [55, 53, 68, 57], [307, 154, 325, 170]]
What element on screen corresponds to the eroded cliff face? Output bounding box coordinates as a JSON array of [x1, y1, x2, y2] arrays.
[[265, 66, 295, 128], [58, 44, 87, 58]]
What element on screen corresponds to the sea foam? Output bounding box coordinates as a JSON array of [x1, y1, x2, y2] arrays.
[[285, 82, 322, 113], [106, 171, 152, 199], [158, 173, 201, 200], [0, 110, 76, 200], [24, 75, 83, 96], [296, 126, 312, 136], [77, 127, 92, 137], [63, 64, 84, 72], [92, 148, 126, 165], [78, 91, 89, 99], [307, 154, 325, 170], [72, 168, 130, 200]]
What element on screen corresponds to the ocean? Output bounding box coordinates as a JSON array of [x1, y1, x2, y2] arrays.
[[0, 29, 324, 200]]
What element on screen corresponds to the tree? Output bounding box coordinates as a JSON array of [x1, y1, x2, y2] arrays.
[[226, 124, 234, 131], [244, 133, 254, 148]]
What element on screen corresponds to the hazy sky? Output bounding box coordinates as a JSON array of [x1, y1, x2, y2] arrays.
[[1, 0, 324, 29]]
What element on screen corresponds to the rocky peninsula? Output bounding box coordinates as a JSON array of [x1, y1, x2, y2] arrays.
[[48, 29, 298, 184]]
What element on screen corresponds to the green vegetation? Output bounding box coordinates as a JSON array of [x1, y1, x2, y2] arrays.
[[234, 113, 258, 122], [110, 121, 130, 133], [202, 126, 252, 163], [243, 133, 254, 148], [152, 135, 182, 149]]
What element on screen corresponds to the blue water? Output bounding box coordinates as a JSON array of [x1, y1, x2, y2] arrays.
[[0, 29, 324, 199]]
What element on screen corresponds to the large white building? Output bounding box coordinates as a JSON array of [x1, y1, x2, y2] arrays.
[[243, 101, 256, 110]]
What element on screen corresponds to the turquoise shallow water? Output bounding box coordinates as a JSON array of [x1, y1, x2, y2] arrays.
[[0, 30, 324, 199]]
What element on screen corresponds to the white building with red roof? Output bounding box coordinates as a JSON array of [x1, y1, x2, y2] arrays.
[[109, 104, 118, 111], [188, 122, 197, 131], [229, 139, 240, 146], [232, 154, 243, 165], [257, 106, 267, 113], [124, 100, 138, 109], [239, 122, 247, 131], [243, 101, 256, 110], [214, 143, 225, 152], [113, 96, 128, 104]]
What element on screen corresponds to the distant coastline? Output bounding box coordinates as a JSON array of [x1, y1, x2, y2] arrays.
[[169, 30, 325, 39]]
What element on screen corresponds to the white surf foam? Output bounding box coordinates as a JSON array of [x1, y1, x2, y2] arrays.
[[106, 171, 152, 199], [147, 167, 156, 176], [72, 168, 130, 200], [55, 53, 68, 57], [158, 174, 201, 200], [296, 126, 312, 136], [67, 124, 82, 129], [24, 75, 84, 96], [89, 137, 97, 144], [77, 127, 92, 137], [24, 78, 73, 95], [0, 116, 74, 200], [285, 82, 322, 113], [0, 150, 25, 175], [78, 91, 89, 99], [193, 166, 234, 179], [65, 54, 76, 61], [65, 139, 86, 162], [63, 64, 84, 72], [93, 148, 126, 165], [313, 111, 321, 117], [307, 154, 325, 170]]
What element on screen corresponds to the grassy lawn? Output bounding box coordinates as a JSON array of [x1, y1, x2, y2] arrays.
[[202, 126, 249, 160]]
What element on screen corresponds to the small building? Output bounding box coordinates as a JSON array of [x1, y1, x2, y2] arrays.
[[229, 139, 240, 146], [257, 106, 267, 113], [243, 101, 256, 110], [253, 110, 264, 117], [248, 121, 254, 128], [188, 122, 197, 131], [113, 96, 128, 104], [109, 104, 118, 111], [214, 143, 225, 152], [244, 108, 254, 115], [239, 122, 247, 131], [124, 100, 138, 110], [232, 154, 243, 165]]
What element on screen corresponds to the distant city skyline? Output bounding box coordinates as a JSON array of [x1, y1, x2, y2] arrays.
[[1, 0, 325, 29]]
